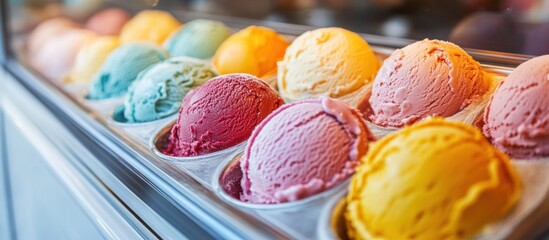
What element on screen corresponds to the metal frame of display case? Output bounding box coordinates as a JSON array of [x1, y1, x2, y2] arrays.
[[0, 1, 15, 239], [1, 1, 548, 239]]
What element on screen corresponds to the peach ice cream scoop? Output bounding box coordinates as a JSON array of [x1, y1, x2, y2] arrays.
[[365, 39, 490, 128]]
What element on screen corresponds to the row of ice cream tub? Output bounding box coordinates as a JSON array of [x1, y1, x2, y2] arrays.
[[25, 7, 549, 239]]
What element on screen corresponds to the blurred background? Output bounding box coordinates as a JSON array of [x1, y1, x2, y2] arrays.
[[7, 0, 549, 55]]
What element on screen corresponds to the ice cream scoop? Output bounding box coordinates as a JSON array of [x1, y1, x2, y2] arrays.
[[212, 26, 289, 78], [240, 97, 374, 204], [365, 39, 490, 128], [32, 28, 97, 81], [483, 55, 549, 159], [449, 12, 524, 53], [87, 43, 168, 99], [346, 118, 521, 240], [164, 19, 231, 59], [120, 10, 181, 45], [117, 57, 217, 123], [27, 17, 79, 56], [278, 27, 379, 103], [66, 36, 121, 83], [85, 8, 131, 36], [165, 74, 284, 157]]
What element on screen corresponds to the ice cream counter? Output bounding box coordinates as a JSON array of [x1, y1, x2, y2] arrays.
[[3, 2, 549, 240]]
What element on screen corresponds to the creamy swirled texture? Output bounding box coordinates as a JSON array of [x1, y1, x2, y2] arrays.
[[346, 118, 521, 240], [213, 26, 289, 78], [365, 39, 489, 128], [119, 57, 217, 123], [87, 43, 168, 99], [240, 97, 374, 204], [278, 27, 379, 103], [165, 74, 284, 157], [483, 55, 549, 159]]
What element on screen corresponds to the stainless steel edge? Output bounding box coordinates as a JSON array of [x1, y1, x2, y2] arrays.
[[0, 71, 15, 240], [0, 0, 8, 63], [3, 78, 154, 239]]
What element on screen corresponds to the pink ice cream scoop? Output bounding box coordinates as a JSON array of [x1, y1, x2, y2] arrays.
[[165, 74, 284, 157], [483, 55, 549, 159], [239, 97, 375, 204], [85, 8, 131, 36], [27, 17, 79, 56], [32, 28, 96, 81], [364, 39, 489, 128]]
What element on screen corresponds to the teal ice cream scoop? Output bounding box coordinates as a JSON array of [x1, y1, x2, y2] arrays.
[[164, 19, 231, 59], [87, 43, 168, 99], [113, 57, 217, 123]]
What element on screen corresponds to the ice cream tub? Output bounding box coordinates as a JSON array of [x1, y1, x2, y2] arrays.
[[150, 121, 247, 186], [61, 82, 89, 98], [109, 106, 177, 144], [80, 90, 124, 118], [317, 196, 348, 240], [318, 159, 549, 240], [214, 152, 350, 239], [215, 152, 349, 210], [150, 121, 247, 162]]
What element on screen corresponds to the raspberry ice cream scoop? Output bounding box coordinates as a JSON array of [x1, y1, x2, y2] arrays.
[[364, 39, 490, 128], [165, 74, 284, 157], [240, 97, 375, 204], [483, 55, 549, 159]]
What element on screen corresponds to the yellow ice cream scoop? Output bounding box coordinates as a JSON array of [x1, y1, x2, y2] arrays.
[[278, 27, 379, 103], [212, 25, 289, 78], [66, 36, 121, 83], [346, 118, 521, 240], [120, 10, 181, 45]]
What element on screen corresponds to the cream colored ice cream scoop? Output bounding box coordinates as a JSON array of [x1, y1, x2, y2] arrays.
[[66, 36, 121, 83], [278, 27, 379, 104]]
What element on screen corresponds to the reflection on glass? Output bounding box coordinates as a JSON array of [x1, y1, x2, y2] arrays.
[[184, 0, 549, 55], [7, 0, 549, 55]]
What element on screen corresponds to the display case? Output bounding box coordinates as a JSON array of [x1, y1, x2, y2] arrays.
[[1, 0, 549, 239]]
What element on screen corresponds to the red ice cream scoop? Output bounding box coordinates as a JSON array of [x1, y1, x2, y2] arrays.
[[165, 73, 284, 157]]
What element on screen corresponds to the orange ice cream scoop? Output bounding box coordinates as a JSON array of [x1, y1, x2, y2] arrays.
[[212, 26, 290, 78], [346, 118, 521, 240]]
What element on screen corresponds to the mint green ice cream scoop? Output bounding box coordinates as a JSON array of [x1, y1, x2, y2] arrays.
[[87, 43, 168, 99], [165, 19, 231, 59], [114, 57, 217, 123]]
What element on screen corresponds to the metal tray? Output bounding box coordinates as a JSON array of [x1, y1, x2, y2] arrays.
[[13, 9, 549, 239]]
